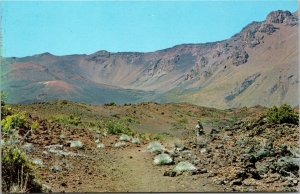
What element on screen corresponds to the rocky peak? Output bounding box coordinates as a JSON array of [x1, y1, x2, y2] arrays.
[[266, 10, 298, 25], [34, 52, 55, 57]]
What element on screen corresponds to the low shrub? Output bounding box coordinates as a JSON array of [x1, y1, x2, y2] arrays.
[[104, 102, 116, 106], [2, 145, 42, 192], [178, 118, 188, 125], [52, 115, 82, 126], [1, 113, 28, 134], [147, 142, 165, 154], [119, 134, 131, 142], [105, 120, 133, 135], [151, 134, 164, 141], [1, 91, 11, 117], [153, 153, 173, 165], [131, 137, 141, 144], [266, 103, 298, 124], [30, 121, 40, 130], [173, 161, 197, 173]]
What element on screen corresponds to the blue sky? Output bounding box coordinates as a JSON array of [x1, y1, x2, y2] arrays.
[[1, 1, 298, 57]]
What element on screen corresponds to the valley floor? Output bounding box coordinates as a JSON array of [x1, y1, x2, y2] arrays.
[[2, 101, 299, 192]]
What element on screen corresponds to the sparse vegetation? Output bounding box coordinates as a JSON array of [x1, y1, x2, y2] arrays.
[[147, 142, 165, 154], [266, 103, 298, 124], [104, 102, 117, 106], [1, 113, 28, 136], [153, 153, 173, 165], [52, 115, 82, 126], [174, 161, 197, 173], [30, 120, 40, 130], [151, 133, 164, 141], [131, 137, 141, 144], [178, 118, 188, 125], [1, 91, 11, 117], [105, 120, 134, 136], [119, 134, 131, 142], [2, 143, 42, 192]]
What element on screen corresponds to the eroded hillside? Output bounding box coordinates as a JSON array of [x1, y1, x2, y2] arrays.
[[2, 10, 298, 108]]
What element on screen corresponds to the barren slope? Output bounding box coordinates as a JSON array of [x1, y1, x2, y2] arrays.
[[2, 10, 298, 108]]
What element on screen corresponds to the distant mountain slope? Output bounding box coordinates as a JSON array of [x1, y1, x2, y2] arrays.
[[1, 10, 298, 108]]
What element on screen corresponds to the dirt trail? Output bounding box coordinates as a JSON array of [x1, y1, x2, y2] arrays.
[[79, 144, 224, 192]]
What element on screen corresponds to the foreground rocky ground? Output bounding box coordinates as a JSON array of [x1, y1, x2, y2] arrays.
[[2, 101, 299, 192]]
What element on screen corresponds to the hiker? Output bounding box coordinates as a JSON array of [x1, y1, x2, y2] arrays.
[[195, 119, 205, 137]]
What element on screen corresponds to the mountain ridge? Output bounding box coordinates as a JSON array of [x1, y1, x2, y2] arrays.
[[2, 10, 299, 109]]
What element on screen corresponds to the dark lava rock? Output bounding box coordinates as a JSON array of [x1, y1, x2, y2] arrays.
[[248, 169, 261, 180], [266, 10, 293, 23], [241, 154, 257, 164], [50, 165, 62, 173], [208, 171, 217, 177], [230, 178, 243, 186], [163, 170, 177, 177], [231, 48, 249, 66], [197, 168, 208, 174], [259, 23, 277, 34]]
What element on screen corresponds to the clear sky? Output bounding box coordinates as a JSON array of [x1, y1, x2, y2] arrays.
[[1, 1, 298, 57]]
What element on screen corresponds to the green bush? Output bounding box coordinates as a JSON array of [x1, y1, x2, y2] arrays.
[[2, 145, 42, 192], [266, 104, 299, 124], [105, 120, 133, 135], [30, 121, 40, 130], [104, 102, 116, 106], [178, 118, 188, 125], [1, 113, 28, 134], [52, 115, 82, 126]]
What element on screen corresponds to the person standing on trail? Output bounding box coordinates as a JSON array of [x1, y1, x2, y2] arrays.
[[195, 119, 204, 137]]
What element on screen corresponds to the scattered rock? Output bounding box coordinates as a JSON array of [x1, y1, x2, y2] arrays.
[[32, 158, 43, 166], [50, 165, 62, 173], [41, 184, 52, 192], [242, 178, 258, 186], [208, 171, 217, 177], [230, 178, 243, 186], [200, 148, 207, 154], [259, 23, 277, 34], [0, 139, 5, 146], [216, 144, 224, 149], [163, 170, 177, 177], [197, 168, 208, 174], [97, 143, 105, 148], [231, 48, 249, 66], [23, 143, 35, 153]]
